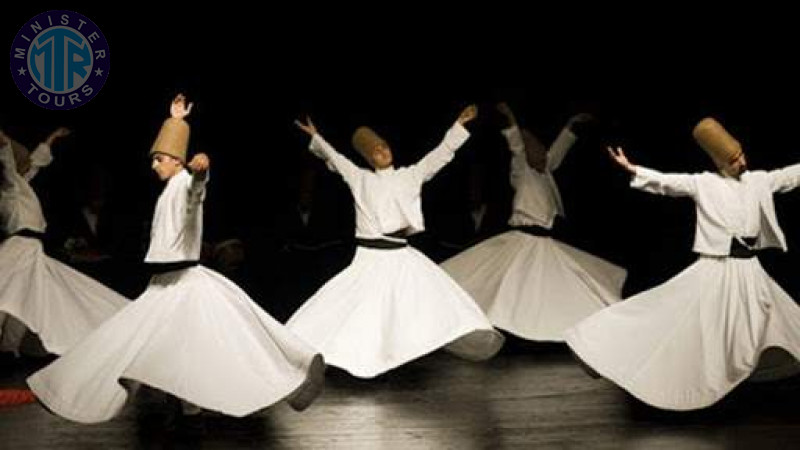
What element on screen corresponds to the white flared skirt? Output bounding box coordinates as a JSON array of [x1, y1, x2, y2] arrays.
[[565, 256, 800, 410], [0, 236, 128, 355], [441, 231, 626, 341], [28, 265, 325, 423], [287, 245, 504, 378]]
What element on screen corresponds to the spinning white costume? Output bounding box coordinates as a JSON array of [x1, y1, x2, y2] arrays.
[[0, 131, 127, 355], [566, 118, 800, 410], [288, 108, 504, 378], [28, 97, 324, 423], [442, 107, 625, 341]]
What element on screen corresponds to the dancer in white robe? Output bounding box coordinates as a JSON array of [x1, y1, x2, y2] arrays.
[[0, 128, 128, 356], [28, 95, 324, 423], [565, 117, 800, 410], [441, 103, 626, 342], [288, 105, 504, 378]]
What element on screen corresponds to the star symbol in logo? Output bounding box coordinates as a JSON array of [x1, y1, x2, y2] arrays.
[[17, 67, 27, 76], [94, 68, 104, 76]]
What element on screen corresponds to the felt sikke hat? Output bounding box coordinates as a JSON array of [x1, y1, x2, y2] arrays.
[[692, 117, 743, 168], [352, 126, 387, 159], [151, 118, 190, 163]]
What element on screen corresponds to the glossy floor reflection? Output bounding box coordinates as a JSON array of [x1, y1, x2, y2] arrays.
[[2, 341, 799, 449]]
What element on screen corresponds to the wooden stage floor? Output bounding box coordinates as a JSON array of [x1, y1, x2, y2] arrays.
[[2, 342, 799, 449]]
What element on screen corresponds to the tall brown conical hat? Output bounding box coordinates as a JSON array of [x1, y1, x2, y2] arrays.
[[351, 126, 386, 159], [692, 117, 743, 167], [150, 118, 190, 163]]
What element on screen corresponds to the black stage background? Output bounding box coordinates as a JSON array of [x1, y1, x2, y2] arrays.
[[3, 6, 800, 314]]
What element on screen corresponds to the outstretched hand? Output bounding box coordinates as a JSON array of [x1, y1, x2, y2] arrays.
[[294, 116, 318, 136], [170, 94, 193, 119], [457, 104, 478, 125], [45, 127, 71, 147], [188, 152, 210, 174], [607, 146, 636, 174]]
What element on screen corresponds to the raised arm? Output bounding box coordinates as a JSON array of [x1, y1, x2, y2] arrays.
[[23, 145, 53, 182], [409, 104, 477, 183], [496, 102, 518, 129], [609, 146, 697, 197], [26, 127, 69, 180], [44, 127, 71, 148], [186, 152, 210, 205], [0, 128, 66, 182], [497, 102, 525, 155], [547, 114, 590, 171], [497, 102, 530, 189], [295, 116, 362, 185]]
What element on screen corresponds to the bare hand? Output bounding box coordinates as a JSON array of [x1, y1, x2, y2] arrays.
[[294, 116, 318, 136], [170, 94, 193, 120], [457, 104, 478, 125], [607, 146, 636, 174], [188, 152, 210, 173], [46, 127, 71, 146], [0, 130, 8, 146]]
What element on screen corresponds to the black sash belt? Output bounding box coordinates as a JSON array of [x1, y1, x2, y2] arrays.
[[146, 260, 200, 274], [729, 237, 758, 259], [355, 238, 408, 250], [511, 225, 553, 237], [13, 229, 45, 241]]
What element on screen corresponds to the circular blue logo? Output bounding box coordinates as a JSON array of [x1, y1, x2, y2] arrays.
[[10, 10, 110, 110]]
